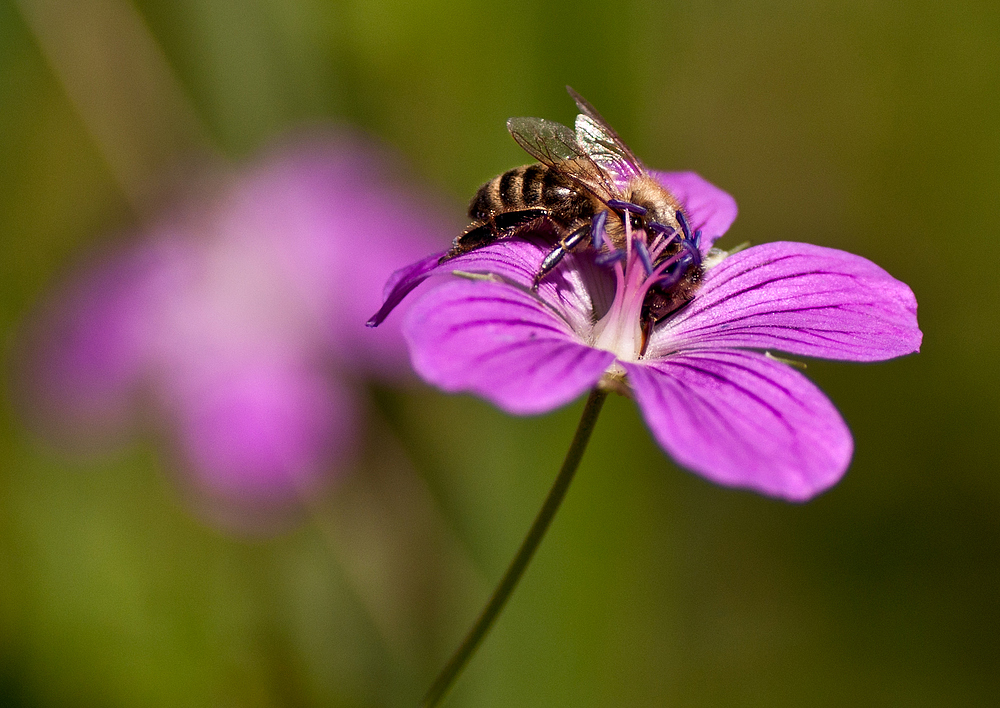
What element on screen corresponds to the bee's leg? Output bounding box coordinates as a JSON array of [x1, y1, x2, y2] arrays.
[[444, 208, 551, 261], [442, 222, 492, 262], [493, 208, 550, 230], [531, 224, 590, 290]]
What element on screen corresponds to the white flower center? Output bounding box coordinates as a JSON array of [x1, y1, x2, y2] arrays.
[[590, 218, 682, 362]]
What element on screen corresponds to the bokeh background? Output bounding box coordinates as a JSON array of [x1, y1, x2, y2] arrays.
[[2, 0, 998, 706]]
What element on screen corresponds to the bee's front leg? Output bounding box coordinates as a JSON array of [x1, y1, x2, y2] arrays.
[[531, 224, 591, 290]]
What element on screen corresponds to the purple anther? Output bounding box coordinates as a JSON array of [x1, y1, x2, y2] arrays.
[[635, 240, 654, 275], [648, 221, 675, 237], [681, 238, 702, 267], [693, 229, 703, 249], [607, 199, 648, 216], [675, 209, 691, 240], [656, 267, 685, 291], [595, 250, 626, 266], [591, 211, 608, 250]]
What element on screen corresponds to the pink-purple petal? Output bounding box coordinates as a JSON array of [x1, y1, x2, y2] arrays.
[[219, 135, 452, 376], [652, 171, 739, 252], [167, 360, 356, 502], [650, 241, 922, 362], [13, 238, 192, 447], [368, 233, 607, 329], [367, 236, 550, 327], [444, 235, 549, 287], [367, 251, 448, 327], [403, 280, 615, 415], [624, 350, 853, 501]]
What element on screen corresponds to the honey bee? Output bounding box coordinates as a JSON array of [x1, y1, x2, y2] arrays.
[[442, 87, 704, 327]]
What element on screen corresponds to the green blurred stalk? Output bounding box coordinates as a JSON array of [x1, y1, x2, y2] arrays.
[[14, 0, 213, 210], [421, 388, 608, 707]]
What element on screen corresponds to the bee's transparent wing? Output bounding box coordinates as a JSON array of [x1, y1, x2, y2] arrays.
[[507, 115, 619, 199], [507, 116, 581, 164], [567, 87, 645, 184]]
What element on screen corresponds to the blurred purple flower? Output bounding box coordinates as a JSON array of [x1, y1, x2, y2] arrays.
[[17, 132, 451, 522], [370, 172, 921, 501]]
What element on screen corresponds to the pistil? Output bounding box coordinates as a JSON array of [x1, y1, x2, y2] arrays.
[[591, 222, 665, 361]]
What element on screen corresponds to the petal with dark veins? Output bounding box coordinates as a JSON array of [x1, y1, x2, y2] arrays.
[[404, 280, 615, 415], [648, 241, 921, 362], [624, 349, 853, 501]]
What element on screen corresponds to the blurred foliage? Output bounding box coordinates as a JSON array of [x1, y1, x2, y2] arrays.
[[2, 0, 999, 706]]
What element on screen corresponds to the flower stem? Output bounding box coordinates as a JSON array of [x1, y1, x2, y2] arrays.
[[420, 388, 609, 707]]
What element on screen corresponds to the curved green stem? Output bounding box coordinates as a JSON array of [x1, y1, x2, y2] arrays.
[[421, 388, 608, 707]]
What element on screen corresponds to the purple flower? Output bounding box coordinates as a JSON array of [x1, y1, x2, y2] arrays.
[[16, 132, 450, 524], [370, 171, 921, 501]]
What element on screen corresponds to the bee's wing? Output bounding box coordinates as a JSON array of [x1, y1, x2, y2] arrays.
[[507, 116, 580, 164], [506, 115, 620, 200], [567, 87, 645, 184]]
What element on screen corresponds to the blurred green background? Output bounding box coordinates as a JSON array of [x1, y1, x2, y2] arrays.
[[2, 0, 998, 706]]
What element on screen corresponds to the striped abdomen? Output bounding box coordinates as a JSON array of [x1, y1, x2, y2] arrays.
[[467, 164, 592, 225]]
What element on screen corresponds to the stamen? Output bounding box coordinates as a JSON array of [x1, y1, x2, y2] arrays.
[[635, 240, 654, 275], [623, 210, 633, 261], [648, 221, 675, 237], [647, 230, 678, 261], [607, 199, 648, 216], [596, 250, 626, 266], [591, 211, 607, 249], [591, 206, 708, 363], [676, 209, 691, 241], [654, 242, 701, 290], [648, 247, 684, 280], [681, 238, 702, 267], [656, 265, 686, 291]]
